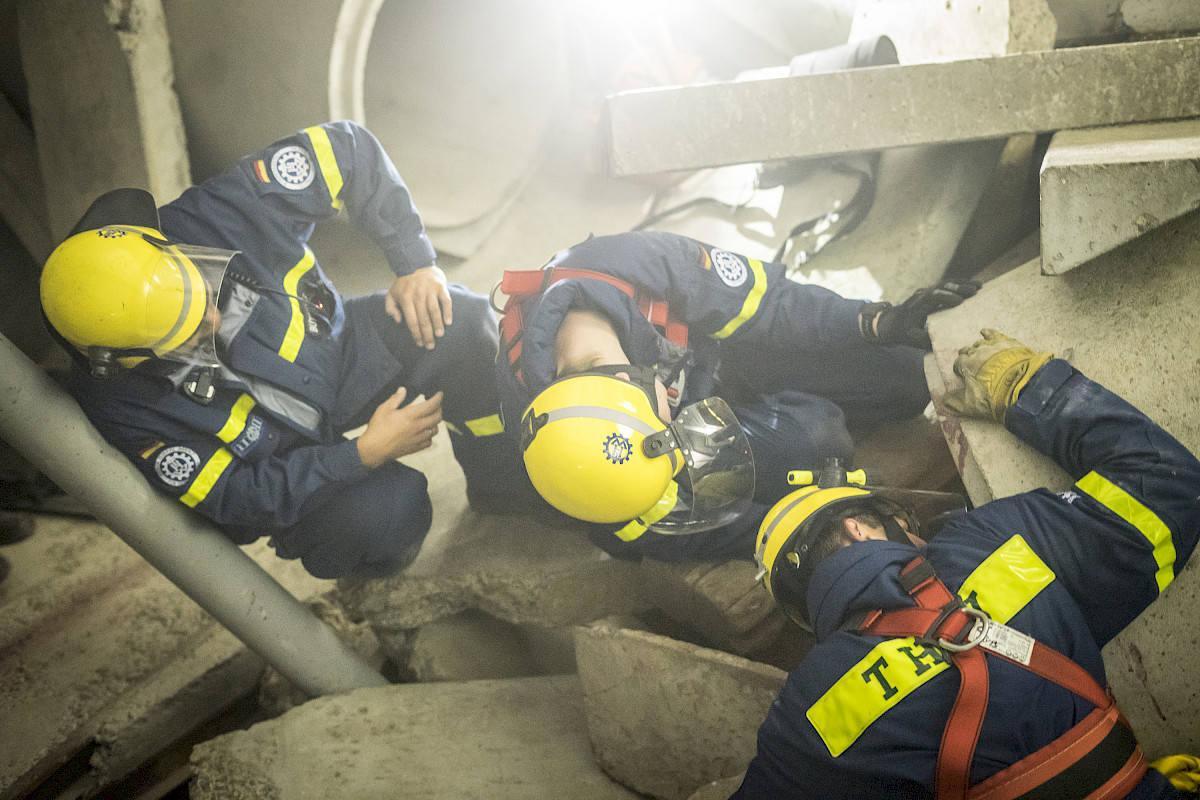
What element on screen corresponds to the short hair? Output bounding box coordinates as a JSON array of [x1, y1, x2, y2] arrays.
[[804, 504, 883, 570]]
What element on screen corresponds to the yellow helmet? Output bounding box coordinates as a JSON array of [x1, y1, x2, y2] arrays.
[[41, 225, 210, 368], [521, 371, 681, 523], [756, 484, 874, 623]]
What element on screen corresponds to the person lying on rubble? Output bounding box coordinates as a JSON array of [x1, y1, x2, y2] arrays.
[[734, 329, 1200, 799], [38, 120, 516, 579], [498, 230, 977, 562]]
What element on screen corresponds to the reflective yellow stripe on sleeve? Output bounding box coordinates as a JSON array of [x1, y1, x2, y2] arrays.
[[957, 535, 1056, 624], [279, 248, 316, 362], [615, 481, 680, 542], [464, 414, 504, 437], [1077, 471, 1176, 593], [215, 394, 257, 444], [180, 448, 234, 508], [712, 258, 767, 340], [303, 125, 344, 210]]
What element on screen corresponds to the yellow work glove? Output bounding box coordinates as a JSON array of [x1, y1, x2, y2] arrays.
[[1151, 754, 1200, 793], [941, 329, 1053, 422]]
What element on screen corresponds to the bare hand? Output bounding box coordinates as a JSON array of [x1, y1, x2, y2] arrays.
[[356, 388, 444, 468], [385, 266, 452, 350]]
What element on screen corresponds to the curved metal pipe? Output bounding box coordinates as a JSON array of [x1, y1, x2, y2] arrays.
[[0, 333, 388, 697]]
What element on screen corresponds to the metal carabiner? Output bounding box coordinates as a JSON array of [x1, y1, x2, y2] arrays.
[[937, 606, 991, 652]]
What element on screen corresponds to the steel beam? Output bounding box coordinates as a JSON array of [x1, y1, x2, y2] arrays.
[[0, 333, 388, 698]]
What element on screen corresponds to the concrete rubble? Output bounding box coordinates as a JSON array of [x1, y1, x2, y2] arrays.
[[2, 0, 1200, 798]]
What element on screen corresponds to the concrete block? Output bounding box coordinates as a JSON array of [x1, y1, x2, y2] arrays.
[[1121, 0, 1200, 35], [850, 0, 1056, 64], [604, 36, 1200, 176], [925, 211, 1200, 755], [189, 675, 642, 800], [1040, 119, 1200, 274], [19, 0, 189, 240], [336, 513, 649, 636], [405, 611, 553, 683], [574, 625, 786, 800]]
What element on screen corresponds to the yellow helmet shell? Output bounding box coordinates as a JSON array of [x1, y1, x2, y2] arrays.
[[757, 484, 872, 601], [40, 226, 208, 358], [522, 374, 678, 523]]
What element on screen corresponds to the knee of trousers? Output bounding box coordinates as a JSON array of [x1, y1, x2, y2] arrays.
[[279, 463, 434, 580]]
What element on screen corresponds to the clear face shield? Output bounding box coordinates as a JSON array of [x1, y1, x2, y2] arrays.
[[153, 241, 236, 367], [640, 396, 756, 534], [90, 236, 236, 377]]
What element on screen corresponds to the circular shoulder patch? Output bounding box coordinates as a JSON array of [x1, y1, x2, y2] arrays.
[[155, 445, 201, 488], [270, 145, 316, 190], [710, 248, 748, 288]]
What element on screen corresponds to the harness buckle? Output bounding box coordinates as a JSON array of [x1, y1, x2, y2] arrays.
[[937, 606, 990, 653]]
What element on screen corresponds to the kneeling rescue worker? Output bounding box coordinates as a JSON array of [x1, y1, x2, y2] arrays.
[[733, 329, 1200, 799]]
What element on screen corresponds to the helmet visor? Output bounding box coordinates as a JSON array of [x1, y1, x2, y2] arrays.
[[149, 241, 236, 369], [643, 397, 755, 534]]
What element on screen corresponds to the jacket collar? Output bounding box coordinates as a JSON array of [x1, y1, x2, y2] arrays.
[[807, 540, 924, 638]]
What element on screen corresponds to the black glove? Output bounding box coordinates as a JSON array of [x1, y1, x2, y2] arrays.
[[860, 281, 980, 349]]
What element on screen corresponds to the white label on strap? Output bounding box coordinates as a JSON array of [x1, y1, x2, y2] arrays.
[[979, 619, 1035, 665]]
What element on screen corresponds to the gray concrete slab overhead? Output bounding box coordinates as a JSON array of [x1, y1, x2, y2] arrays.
[[604, 36, 1200, 176]]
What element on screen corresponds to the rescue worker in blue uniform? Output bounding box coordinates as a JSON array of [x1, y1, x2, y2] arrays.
[[39, 121, 512, 579], [738, 330, 1200, 799], [499, 230, 976, 563]]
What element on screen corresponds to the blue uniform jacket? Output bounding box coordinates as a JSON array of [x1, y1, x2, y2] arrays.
[[497, 231, 925, 562], [733, 359, 1200, 799], [69, 121, 439, 535]]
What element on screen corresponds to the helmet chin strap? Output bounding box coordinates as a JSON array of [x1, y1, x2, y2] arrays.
[[881, 514, 913, 545]]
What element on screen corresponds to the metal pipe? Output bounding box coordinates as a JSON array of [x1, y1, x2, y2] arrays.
[[0, 333, 388, 696]]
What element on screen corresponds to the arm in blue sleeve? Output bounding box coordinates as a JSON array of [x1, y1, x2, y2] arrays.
[[554, 232, 864, 346], [103, 416, 371, 530], [316, 120, 437, 275], [1001, 359, 1200, 640]]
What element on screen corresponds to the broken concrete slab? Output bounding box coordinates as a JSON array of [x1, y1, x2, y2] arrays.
[[927, 212, 1200, 506], [926, 210, 1200, 757], [403, 611, 574, 683], [575, 625, 786, 800], [189, 674, 643, 800], [1040, 119, 1200, 274], [849, 0, 1056, 64], [604, 36, 1200, 176], [336, 506, 800, 667], [0, 515, 335, 800], [19, 0, 190, 240]]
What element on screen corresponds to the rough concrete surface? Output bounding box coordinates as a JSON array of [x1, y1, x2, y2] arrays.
[[1041, 119, 1200, 274], [926, 208, 1200, 757], [605, 36, 1200, 175], [0, 515, 332, 799], [190, 675, 644, 800], [575, 625, 786, 800], [850, 0, 1056, 63]]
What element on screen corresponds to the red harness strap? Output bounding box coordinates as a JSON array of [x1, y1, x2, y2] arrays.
[[495, 267, 688, 388], [855, 557, 1147, 800]]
